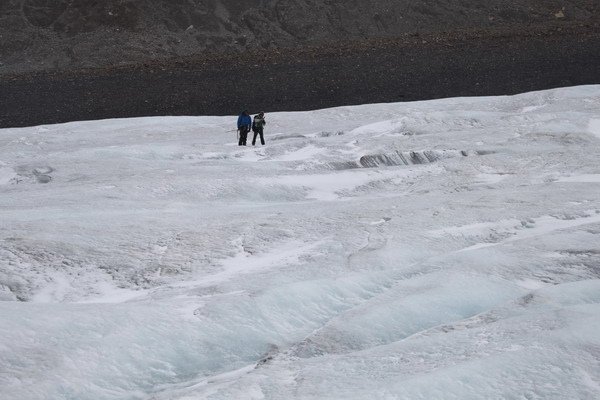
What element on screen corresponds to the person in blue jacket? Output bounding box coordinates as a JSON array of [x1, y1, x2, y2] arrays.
[[237, 110, 252, 146]]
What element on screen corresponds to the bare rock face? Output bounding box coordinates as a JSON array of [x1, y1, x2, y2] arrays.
[[22, 0, 68, 28], [0, 0, 598, 73], [6, 0, 139, 32]]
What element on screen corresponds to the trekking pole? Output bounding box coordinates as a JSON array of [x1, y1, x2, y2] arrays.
[[225, 128, 239, 141]]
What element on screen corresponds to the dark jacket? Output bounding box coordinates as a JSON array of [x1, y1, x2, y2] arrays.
[[252, 115, 266, 131]]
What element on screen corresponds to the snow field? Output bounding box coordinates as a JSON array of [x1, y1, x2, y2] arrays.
[[1, 86, 600, 399]]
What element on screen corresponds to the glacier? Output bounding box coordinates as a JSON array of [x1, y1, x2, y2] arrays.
[[1, 86, 600, 399]]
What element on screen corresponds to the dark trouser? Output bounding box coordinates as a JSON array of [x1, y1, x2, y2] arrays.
[[252, 128, 265, 145], [238, 126, 249, 146]]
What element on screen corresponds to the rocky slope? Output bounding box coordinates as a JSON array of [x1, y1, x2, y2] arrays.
[[1, 0, 599, 74]]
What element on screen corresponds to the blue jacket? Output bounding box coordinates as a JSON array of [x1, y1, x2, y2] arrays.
[[237, 113, 252, 129]]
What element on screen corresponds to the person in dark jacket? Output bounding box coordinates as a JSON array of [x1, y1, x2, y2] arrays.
[[237, 110, 252, 146], [252, 112, 266, 146]]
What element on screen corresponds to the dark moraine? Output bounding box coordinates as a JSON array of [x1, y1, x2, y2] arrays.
[[3, 27, 599, 129], [1, 0, 599, 128]]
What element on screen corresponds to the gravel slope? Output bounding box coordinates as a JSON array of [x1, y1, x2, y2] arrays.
[[1, 0, 598, 73], [2, 25, 599, 128], [1, 1, 599, 127]]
